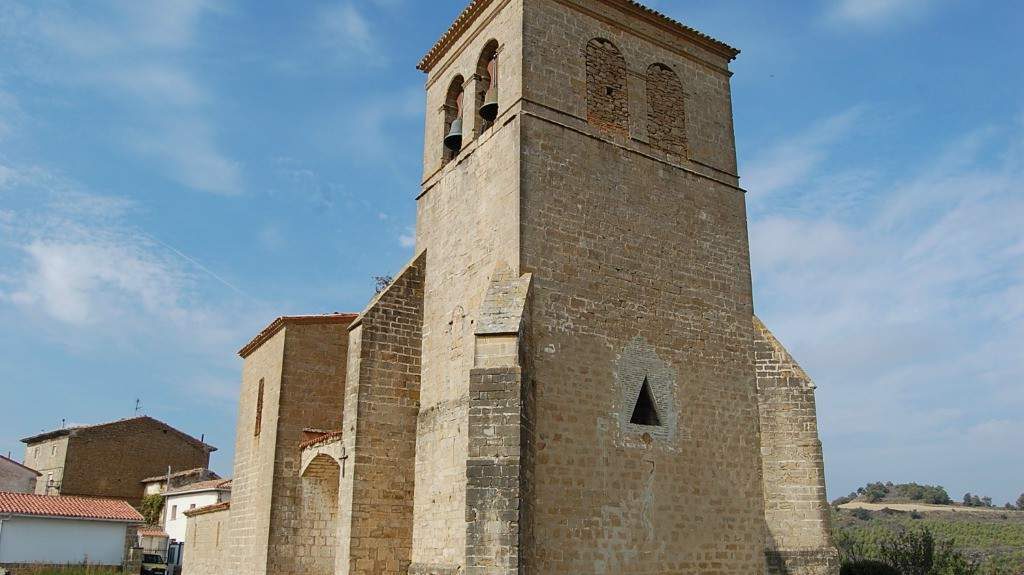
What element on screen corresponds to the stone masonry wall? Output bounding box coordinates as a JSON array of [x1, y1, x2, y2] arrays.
[[22, 437, 68, 495], [336, 254, 424, 575], [60, 419, 210, 504], [755, 317, 840, 575], [518, 3, 764, 572], [522, 0, 739, 177], [298, 454, 341, 575], [585, 38, 629, 137], [646, 63, 688, 157], [0, 457, 39, 494], [228, 329, 286, 575], [466, 366, 524, 575], [267, 320, 351, 575], [415, 1, 524, 567], [183, 506, 231, 575]]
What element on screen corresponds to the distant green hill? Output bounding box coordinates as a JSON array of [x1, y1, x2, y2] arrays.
[[832, 506, 1024, 574]]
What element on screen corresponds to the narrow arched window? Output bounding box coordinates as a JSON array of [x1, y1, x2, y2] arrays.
[[646, 63, 687, 157], [442, 75, 465, 163], [585, 38, 628, 136], [475, 40, 499, 135]]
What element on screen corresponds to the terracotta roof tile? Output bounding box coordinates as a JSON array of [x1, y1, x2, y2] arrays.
[[183, 501, 230, 517], [137, 526, 168, 537], [0, 492, 144, 522], [299, 430, 343, 450]]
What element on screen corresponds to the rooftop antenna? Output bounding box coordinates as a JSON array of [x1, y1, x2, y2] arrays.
[[60, 418, 66, 430], [134, 399, 142, 415]]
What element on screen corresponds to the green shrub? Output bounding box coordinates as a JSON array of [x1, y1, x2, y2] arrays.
[[138, 493, 164, 525]]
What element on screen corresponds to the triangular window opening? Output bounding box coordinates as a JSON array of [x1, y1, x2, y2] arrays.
[[629, 377, 661, 426]]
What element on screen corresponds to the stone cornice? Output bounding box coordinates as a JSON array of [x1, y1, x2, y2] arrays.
[[417, 0, 738, 73], [238, 313, 357, 358]]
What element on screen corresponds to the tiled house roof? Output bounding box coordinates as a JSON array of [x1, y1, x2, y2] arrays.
[[0, 492, 144, 522], [183, 501, 230, 517], [165, 479, 232, 495]]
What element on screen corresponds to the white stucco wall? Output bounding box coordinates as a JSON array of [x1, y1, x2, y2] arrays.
[[0, 516, 128, 565], [164, 491, 227, 543]]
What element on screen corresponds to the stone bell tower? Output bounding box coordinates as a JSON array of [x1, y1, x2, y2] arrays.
[[403, 1, 838, 574]]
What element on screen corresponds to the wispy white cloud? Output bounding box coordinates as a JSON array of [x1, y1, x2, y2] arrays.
[[825, 0, 935, 27], [744, 106, 865, 203], [749, 108, 1024, 502], [316, 2, 384, 67], [0, 162, 255, 351]]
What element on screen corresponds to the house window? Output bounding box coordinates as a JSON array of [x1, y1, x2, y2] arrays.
[[51, 444, 57, 456], [171, 505, 177, 520], [34, 447, 39, 459], [255, 378, 265, 437], [189, 503, 196, 510]]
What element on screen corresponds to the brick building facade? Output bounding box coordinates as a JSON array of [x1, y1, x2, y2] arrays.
[[185, 1, 838, 574], [21, 416, 215, 504]]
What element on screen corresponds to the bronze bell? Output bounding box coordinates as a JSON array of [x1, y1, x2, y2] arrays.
[[444, 91, 464, 152], [480, 86, 498, 122], [444, 116, 463, 152], [479, 58, 498, 122]]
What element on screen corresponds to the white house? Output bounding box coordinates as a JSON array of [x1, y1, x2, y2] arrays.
[[0, 491, 143, 568], [0, 456, 39, 494]]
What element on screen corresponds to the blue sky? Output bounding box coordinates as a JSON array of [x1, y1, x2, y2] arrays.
[[0, 1, 1020, 504]]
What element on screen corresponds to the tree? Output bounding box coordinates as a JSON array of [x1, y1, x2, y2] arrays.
[[963, 493, 973, 506], [1016, 493, 1024, 510], [980, 496, 992, 508], [373, 275, 393, 294]]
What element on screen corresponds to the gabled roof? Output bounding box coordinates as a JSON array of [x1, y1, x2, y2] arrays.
[[0, 492, 144, 522], [165, 479, 232, 496], [140, 467, 218, 484], [0, 454, 41, 476], [238, 313, 358, 358], [20, 416, 216, 453], [183, 501, 230, 518], [417, 0, 739, 72]]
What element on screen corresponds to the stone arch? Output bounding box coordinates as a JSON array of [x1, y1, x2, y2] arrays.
[[475, 39, 500, 135], [585, 38, 628, 136], [442, 75, 466, 163], [299, 453, 340, 575], [646, 63, 688, 157]]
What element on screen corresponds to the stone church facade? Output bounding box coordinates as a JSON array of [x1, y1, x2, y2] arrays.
[[183, 1, 839, 574]]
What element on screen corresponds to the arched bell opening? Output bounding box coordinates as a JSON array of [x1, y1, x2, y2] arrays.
[[646, 62, 688, 157], [442, 75, 466, 163], [475, 39, 500, 135], [585, 38, 628, 136]]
